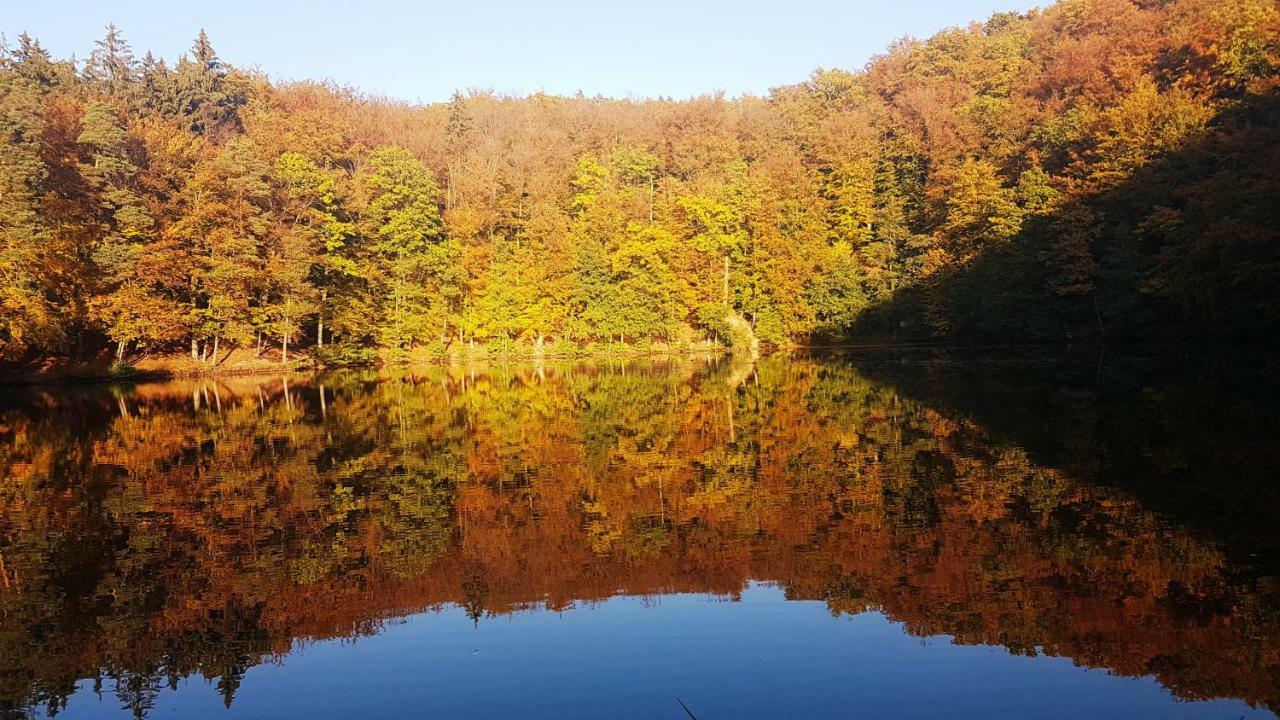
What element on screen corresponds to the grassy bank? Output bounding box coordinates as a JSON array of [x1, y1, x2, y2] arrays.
[[0, 340, 739, 385], [0, 348, 314, 386]]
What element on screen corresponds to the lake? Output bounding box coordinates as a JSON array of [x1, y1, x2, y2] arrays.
[[1, 350, 1277, 719]]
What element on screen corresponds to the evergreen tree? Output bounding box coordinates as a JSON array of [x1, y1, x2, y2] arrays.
[[84, 24, 137, 100]]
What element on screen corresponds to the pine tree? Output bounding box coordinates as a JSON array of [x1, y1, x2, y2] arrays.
[[172, 30, 241, 134], [84, 24, 137, 100]]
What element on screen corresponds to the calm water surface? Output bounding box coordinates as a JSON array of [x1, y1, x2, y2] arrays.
[[2, 351, 1277, 718]]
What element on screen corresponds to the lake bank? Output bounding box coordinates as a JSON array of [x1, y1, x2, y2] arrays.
[[0, 342, 734, 386]]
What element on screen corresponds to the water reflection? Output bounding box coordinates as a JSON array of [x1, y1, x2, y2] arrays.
[[0, 353, 1277, 718]]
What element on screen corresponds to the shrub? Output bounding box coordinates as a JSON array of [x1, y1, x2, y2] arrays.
[[108, 360, 138, 378], [315, 344, 378, 367]]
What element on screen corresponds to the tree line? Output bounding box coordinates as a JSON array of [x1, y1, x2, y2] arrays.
[[1, 0, 1277, 364]]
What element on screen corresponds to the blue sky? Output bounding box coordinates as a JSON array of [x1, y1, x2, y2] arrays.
[[3, 0, 1041, 103]]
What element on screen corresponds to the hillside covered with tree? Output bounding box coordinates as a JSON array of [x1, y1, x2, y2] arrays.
[[1, 0, 1277, 366]]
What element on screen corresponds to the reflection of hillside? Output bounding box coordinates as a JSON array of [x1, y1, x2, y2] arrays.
[[839, 347, 1280, 564], [0, 356, 1277, 716]]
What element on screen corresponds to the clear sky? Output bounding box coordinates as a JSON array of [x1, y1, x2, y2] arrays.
[[3, 0, 1041, 103]]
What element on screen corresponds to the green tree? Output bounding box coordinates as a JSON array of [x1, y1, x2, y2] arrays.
[[273, 151, 354, 353], [170, 30, 243, 135], [83, 24, 137, 101], [361, 146, 459, 349]]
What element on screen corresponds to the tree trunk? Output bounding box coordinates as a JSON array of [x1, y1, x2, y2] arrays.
[[282, 330, 289, 364], [116, 340, 126, 362], [211, 335, 219, 365], [191, 336, 199, 361], [317, 290, 326, 348], [722, 254, 730, 306]]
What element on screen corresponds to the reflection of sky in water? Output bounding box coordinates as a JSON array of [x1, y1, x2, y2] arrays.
[[50, 584, 1272, 719]]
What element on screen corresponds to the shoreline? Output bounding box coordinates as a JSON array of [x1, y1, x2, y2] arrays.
[[0, 344, 735, 387], [5, 337, 1266, 387]]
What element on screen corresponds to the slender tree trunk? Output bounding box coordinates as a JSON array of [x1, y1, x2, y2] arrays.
[[211, 335, 219, 365], [393, 269, 404, 348], [317, 289, 326, 348], [282, 329, 289, 364], [722, 254, 730, 306], [116, 340, 126, 362], [191, 336, 199, 361]]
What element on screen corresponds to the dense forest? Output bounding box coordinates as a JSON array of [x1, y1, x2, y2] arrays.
[[2, 354, 1278, 715], [1, 0, 1278, 366]]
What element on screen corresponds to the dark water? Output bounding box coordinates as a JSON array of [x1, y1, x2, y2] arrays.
[[2, 351, 1278, 719]]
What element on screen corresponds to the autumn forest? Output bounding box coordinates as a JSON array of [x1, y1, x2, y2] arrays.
[[2, 0, 1277, 370]]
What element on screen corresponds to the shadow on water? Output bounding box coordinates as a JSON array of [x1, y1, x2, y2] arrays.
[[835, 345, 1280, 568], [0, 353, 1278, 716]]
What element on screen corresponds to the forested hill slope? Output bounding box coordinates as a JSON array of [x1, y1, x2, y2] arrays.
[[2, 0, 1277, 364]]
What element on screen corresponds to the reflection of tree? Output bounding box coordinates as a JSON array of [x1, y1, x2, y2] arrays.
[[0, 356, 1277, 715], [461, 573, 489, 626], [114, 671, 160, 720]]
